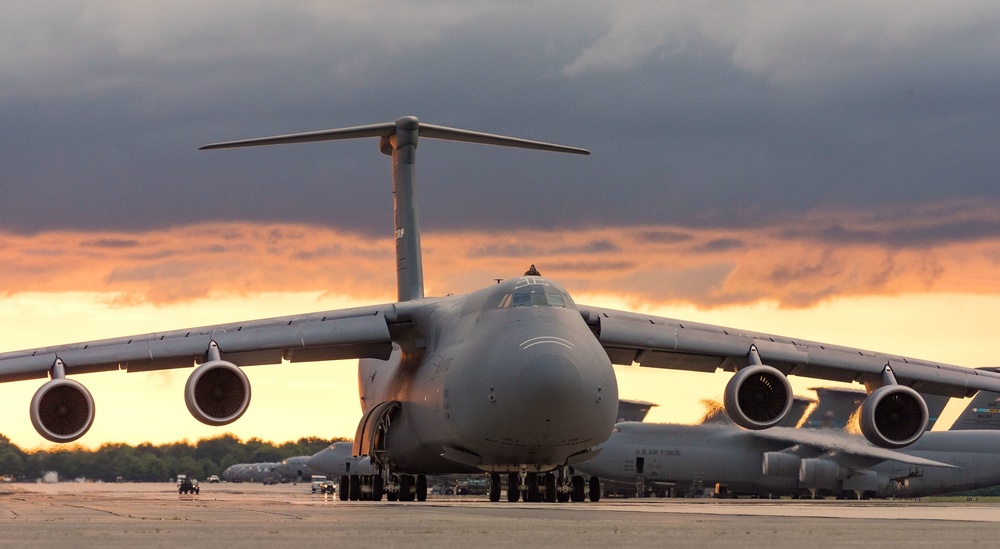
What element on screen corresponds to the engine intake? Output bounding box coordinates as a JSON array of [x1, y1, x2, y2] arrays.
[[859, 385, 927, 449], [30, 378, 95, 443], [185, 360, 251, 426], [723, 364, 793, 430]]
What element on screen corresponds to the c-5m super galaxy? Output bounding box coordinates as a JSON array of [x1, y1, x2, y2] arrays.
[[4, 116, 1000, 503]]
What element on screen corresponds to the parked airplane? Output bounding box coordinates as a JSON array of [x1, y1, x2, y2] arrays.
[[4, 116, 1000, 503], [948, 368, 1000, 431], [698, 396, 813, 427], [577, 381, 1000, 499], [617, 399, 657, 423], [306, 442, 374, 482], [274, 456, 320, 483], [220, 462, 280, 484], [575, 418, 1000, 499]]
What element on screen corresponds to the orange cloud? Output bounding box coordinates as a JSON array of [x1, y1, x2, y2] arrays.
[[1, 201, 998, 309]]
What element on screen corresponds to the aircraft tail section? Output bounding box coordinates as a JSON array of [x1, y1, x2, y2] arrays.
[[202, 116, 588, 302], [948, 368, 1000, 430]]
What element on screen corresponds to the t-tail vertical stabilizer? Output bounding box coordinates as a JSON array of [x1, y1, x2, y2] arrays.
[[201, 116, 589, 302]]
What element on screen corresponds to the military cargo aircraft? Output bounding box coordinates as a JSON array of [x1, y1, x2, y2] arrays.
[[578, 380, 1000, 499], [4, 116, 1000, 503]]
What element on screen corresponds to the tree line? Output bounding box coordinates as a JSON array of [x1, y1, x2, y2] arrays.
[[0, 433, 345, 482]]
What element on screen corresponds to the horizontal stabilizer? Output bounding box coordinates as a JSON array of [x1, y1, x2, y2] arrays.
[[199, 122, 398, 150], [418, 123, 589, 155], [200, 116, 590, 155]]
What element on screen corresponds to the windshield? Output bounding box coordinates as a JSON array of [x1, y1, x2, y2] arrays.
[[498, 286, 571, 308]]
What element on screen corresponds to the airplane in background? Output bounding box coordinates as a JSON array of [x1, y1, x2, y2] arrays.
[[947, 368, 1000, 431], [221, 462, 280, 484], [617, 399, 658, 423], [5, 116, 1000, 503], [306, 442, 373, 485], [698, 395, 814, 427], [577, 382, 1000, 499], [274, 456, 321, 484]]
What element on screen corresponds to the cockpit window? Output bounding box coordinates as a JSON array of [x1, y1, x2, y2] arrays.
[[498, 287, 571, 308]]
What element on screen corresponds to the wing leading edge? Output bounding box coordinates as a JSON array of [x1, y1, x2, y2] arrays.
[[580, 305, 1000, 397], [0, 303, 401, 383]]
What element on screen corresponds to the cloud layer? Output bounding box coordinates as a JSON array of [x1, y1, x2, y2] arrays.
[[2, 2, 998, 241], [2, 197, 997, 309]]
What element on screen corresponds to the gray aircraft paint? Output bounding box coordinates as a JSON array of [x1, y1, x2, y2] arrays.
[[274, 456, 320, 483], [949, 368, 1000, 431], [802, 387, 865, 429], [576, 422, 1000, 498], [617, 399, 657, 423], [306, 442, 373, 478]]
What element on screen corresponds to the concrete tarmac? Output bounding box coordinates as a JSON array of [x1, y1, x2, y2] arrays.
[[3, 482, 1000, 548]]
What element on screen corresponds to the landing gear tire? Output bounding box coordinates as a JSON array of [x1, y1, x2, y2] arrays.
[[349, 474, 361, 501], [527, 474, 540, 502], [399, 475, 415, 502], [571, 475, 585, 502], [589, 476, 601, 502], [544, 473, 557, 503], [416, 474, 427, 502], [372, 475, 384, 501], [507, 473, 520, 502], [489, 473, 501, 502], [339, 475, 349, 501]]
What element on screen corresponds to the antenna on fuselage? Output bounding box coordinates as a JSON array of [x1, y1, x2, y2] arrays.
[[200, 116, 589, 302]]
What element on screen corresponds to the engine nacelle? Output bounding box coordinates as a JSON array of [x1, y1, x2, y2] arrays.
[[859, 384, 928, 449], [723, 364, 793, 430], [185, 360, 251, 426], [30, 378, 95, 443], [762, 451, 801, 477], [799, 458, 843, 488]]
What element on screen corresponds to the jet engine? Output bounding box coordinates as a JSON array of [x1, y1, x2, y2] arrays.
[[723, 364, 793, 430], [762, 451, 801, 477], [798, 458, 843, 487], [184, 360, 251, 426], [30, 378, 95, 443], [858, 384, 928, 449]]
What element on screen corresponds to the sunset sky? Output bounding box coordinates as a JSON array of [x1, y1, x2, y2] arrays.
[[2, 2, 999, 450]]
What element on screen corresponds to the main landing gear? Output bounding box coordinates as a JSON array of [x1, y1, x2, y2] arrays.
[[492, 468, 600, 503], [339, 473, 427, 502]]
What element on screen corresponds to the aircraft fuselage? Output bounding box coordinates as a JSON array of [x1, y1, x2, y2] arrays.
[[359, 276, 619, 474]]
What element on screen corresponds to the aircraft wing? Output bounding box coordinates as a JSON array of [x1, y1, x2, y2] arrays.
[[750, 426, 955, 469], [578, 305, 1000, 398], [0, 302, 402, 383]]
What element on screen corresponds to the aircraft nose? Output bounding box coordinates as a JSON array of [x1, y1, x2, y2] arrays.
[[516, 353, 583, 414]]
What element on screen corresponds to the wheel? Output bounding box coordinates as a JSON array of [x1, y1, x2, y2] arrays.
[[399, 475, 414, 501], [544, 473, 556, 503], [571, 475, 585, 502], [372, 475, 384, 501], [489, 473, 501, 502], [507, 473, 519, 502], [339, 476, 349, 501], [527, 474, 540, 502], [349, 474, 361, 501], [416, 474, 428, 502], [360, 475, 371, 501], [589, 476, 601, 502]]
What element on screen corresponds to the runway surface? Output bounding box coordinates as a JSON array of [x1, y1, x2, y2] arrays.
[[3, 482, 1000, 548]]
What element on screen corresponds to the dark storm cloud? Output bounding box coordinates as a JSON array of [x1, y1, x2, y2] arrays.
[[2, 2, 999, 246]]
